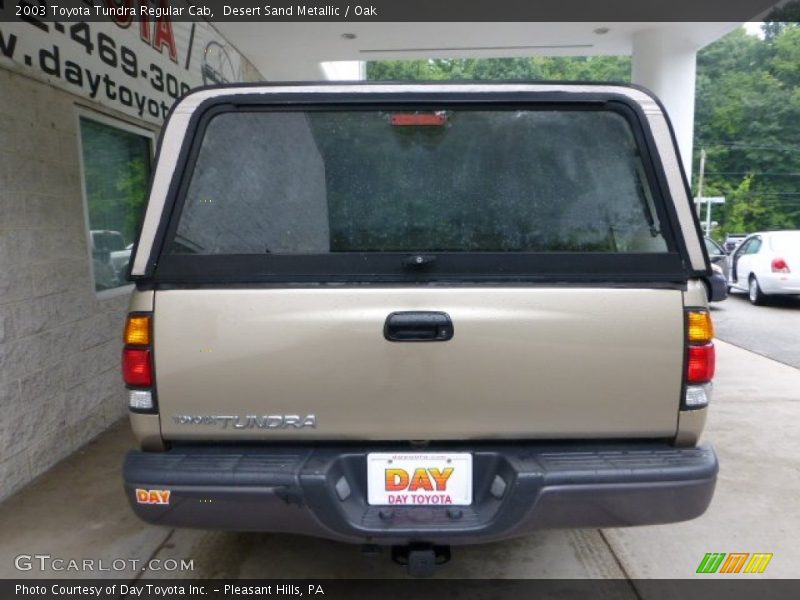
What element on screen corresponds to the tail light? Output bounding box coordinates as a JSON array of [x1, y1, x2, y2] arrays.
[[687, 310, 714, 343], [122, 348, 152, 386], [687, 345, 715, 383], [771, 258, 790, 273], [122, 312, 155, 412], [391, 112, 447, 126], [685, 309, 715, 409]]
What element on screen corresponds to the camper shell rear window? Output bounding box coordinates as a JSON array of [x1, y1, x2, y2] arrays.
[[148, 95, 689, 284]]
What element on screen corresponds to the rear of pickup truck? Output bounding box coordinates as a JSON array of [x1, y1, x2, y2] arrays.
[[122, 83, 717, 549]]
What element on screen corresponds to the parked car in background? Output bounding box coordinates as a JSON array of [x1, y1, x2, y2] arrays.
[[704, 265, 728, 303], [724, 233, 748, 253], [92, 257, 119, 290], [728, 230, 800, 305], [705, 237, 729, 280], [110, 243, 134, 282], [91, 230, 132, 284], [91, 229, 126, 255], [703, 237, 728, 302], [90, 230, 127, 290]]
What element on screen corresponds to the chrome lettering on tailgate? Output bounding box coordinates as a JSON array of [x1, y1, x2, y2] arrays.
[[172, 415, 316, 429]]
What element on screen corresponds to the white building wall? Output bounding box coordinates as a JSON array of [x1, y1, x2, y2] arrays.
[[632, 30, 699, 179], [0, 68, 143, 500], [0, 15, 263, 501]]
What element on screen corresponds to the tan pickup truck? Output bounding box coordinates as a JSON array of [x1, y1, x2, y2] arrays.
[[122, 82, 717, 575]]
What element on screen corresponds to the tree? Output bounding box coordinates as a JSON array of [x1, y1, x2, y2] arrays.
[[367, 56, 631, 83], [367, 24, 800, 235], [763, 0, 800, 40], [694, 23, 800, 237]]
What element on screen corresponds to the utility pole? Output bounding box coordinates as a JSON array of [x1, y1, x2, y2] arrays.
[[696, 148, 706, 218], [695, 148, 724, 235], [695, 197, 726, 235]]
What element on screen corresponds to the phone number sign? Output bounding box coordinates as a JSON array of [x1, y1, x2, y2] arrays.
[[0, 0, 257, 124]]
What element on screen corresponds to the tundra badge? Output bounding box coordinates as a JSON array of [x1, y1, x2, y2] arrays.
[[172, 415, 317, 429]]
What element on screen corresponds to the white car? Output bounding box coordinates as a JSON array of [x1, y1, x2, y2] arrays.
[[728, 230, 800, 305], [91, 230, 132, 282], [110, 243, 134, 281]]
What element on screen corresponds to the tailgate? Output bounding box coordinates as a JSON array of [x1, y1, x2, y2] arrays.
[[154, 287, 683, 441]]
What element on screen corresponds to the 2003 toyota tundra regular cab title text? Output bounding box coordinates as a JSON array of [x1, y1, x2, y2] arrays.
[[121, 82, 718, 575]]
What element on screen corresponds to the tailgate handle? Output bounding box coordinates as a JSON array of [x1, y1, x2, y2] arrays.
[[384, 311, 454, 342]]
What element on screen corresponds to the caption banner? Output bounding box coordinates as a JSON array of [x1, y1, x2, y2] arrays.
[[0, 0, 792, 23]]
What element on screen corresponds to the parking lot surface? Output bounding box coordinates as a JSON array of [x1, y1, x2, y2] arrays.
[[714, 292, 800, 368], [0, 342, 798, 583]]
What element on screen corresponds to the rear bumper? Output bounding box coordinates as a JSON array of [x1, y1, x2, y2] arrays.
[[758, 272, 800, 295], [124, 443, 717, 545]]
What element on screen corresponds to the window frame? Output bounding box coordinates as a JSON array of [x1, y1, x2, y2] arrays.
[[172, 106, 671, 257], [75, 108, 156, 300], [146, 94, 690, 286], [739, 236, 762, 256]]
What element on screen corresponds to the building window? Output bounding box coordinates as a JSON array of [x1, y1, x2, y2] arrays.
[[78, 115, 153, 294]]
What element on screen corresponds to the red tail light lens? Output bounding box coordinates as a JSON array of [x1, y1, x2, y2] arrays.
[[687, 344, 715, 384], [391, 112, 447, 126], [771, 258, 790, 273], [123, 348, 152, 387]]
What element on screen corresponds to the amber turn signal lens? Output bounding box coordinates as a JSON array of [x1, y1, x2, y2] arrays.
[[124, 315, 151, 346], [687, 311, 714, 344]]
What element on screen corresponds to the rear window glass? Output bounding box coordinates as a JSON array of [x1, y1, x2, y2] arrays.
[[169, 109, 667, 255]]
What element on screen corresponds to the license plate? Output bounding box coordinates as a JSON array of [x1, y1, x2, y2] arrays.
[[367, 453, 472, 506]]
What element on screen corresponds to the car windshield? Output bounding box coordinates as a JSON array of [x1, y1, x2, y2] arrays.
[[769, 232, 800, 254], [169, 108, 668, 255]]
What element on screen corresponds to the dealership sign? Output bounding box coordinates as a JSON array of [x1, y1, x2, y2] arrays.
[[0, 0, 257, 124]]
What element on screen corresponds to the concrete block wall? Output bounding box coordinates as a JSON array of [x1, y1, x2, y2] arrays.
[[0, 67, 155, 502]]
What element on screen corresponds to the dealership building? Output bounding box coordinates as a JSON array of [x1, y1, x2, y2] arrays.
[[0, 8, 265, 500], [0, 7, 766, 500]]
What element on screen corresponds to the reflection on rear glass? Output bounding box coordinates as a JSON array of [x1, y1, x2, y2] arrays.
[[171, 109, 668, 256]]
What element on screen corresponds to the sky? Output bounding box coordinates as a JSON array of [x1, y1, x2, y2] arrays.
[[743, 22, 766, 38]]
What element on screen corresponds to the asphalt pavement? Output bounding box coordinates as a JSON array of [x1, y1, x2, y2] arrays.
[[712, 291, 800, 369]]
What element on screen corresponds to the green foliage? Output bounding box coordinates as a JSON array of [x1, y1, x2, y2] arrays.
[[367, 55, 631, 83], [80, 118, 151, 245], [367, 23, 800, 236], [694, 23, 800, 238], [763, 0, 800, 40], [116, 158, 149, 243], [716, 175, 796, 233]]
